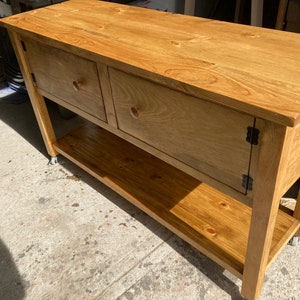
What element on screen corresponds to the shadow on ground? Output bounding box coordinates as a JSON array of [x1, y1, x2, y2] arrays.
[[0, 239, 26, 300]]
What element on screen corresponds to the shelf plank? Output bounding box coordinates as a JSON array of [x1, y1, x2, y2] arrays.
[[53, 123, 300, 278]]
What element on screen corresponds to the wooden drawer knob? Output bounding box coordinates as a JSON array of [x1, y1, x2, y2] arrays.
[[130, 107, 140, 119], [72, 80, 81, 91]]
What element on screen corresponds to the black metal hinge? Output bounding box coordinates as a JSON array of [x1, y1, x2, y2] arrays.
[[246, 126, 260, 145], [242, 174, 253, 191]]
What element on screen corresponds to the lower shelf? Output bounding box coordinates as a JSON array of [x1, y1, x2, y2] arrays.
[[53, 123, 300, 278]]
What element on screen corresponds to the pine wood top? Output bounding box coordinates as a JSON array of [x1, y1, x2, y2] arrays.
[[1, 0, 300, 126]]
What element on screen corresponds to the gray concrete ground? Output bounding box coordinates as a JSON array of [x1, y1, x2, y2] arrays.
[[0, 87, 299, 300]]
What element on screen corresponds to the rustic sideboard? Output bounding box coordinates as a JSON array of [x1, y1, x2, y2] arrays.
[[1, 1, 299, 299]]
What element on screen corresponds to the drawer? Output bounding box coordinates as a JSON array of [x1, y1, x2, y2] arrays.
[[23, 38, 106, 122], [109, 68, 255, 193]]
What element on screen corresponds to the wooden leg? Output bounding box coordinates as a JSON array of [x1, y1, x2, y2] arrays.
[[251, 0, 264, 26], [275, 0, 289, 30], [184, 0, 195, 15], [8, 31, 58, 157], [293, 187, 300, 235], [241, 122, 289, 300], [234, 0, 244, 23]]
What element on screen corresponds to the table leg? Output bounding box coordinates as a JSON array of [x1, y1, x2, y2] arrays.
[[294, 187, 300, 235], [251, 0, 264, 26], [184, 0, 195, 15], [275, 0, 289, 30], [241, 122, 289, 299], [8, 31, 58, 157]]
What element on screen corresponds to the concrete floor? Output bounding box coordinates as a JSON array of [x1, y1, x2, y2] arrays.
[[0, 87, 299, 300]]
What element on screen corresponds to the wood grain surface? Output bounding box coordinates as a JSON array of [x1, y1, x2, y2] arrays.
[[23, 37, 107, 121], [1, 0, 299, 126], [110, 67, 254, 193]]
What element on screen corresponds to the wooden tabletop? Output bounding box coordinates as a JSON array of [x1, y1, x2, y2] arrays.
[[1, 0, 300, 126]]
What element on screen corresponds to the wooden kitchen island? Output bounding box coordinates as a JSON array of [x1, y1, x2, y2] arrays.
[[1, 1, 299, 299]]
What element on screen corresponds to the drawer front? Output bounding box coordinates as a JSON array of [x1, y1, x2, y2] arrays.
[[23, 38, 106, 122], [110, 68, 254, 193]]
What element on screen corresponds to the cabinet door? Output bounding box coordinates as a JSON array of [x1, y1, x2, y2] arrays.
[[23, 38, 106, 122], [109, 68, 255, 193]]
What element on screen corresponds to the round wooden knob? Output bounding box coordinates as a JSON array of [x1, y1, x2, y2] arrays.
[[72, 80, 80, 91], [130, 107, 140, 119]]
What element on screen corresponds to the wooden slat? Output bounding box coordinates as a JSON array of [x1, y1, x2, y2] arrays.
[[251, 0, 264, 26], [97, 63, 118, 128], [1, 0, 300, 126], [53, 123, 300, 278], [276, 0, 289, 30], [184, 0, 195, 15]]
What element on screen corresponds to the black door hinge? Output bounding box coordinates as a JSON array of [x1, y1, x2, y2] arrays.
[[242, 174, 253, 191], [246, 126, 259, 145]]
